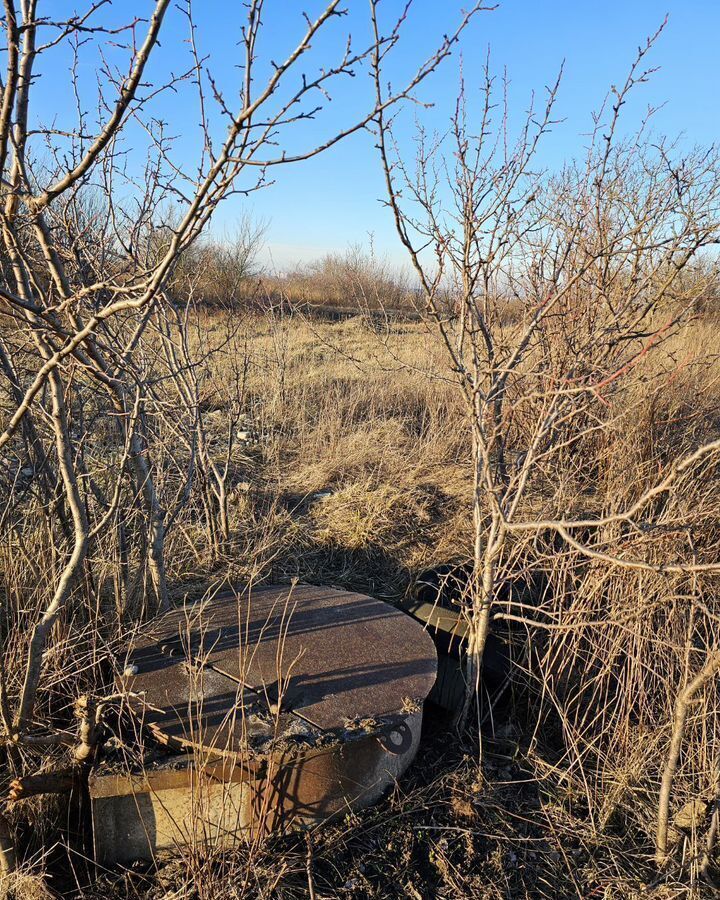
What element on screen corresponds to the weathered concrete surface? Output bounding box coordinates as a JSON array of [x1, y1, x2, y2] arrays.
[[90, 711, 423, 865], [90, 585, 436, 865]]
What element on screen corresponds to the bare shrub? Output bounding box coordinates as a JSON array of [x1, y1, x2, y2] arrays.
[[275, 243, 412, 312], [0, 0, 483, 879], [374, 11, 720, 877], [170, 218, 267, 308]]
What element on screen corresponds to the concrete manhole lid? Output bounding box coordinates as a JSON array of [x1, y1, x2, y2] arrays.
[[119, 584, 437, 757]]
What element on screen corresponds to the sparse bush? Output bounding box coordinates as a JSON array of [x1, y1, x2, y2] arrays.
[[273, 244, 414, 312], [169, 219, 267, 308]]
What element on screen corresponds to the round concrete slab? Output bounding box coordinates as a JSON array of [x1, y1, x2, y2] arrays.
[[120, 584, 437, 755], [92, 584, 437, 864]]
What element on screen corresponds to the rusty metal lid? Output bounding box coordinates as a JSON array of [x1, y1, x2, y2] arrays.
[[119, 584, 437, 756]]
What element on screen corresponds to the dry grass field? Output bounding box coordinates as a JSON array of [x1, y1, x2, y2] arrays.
[[3, 304, 719, 898], [2, 3, 720, 898]]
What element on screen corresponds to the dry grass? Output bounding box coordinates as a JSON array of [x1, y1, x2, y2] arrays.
[[2, 307, 720, 897]]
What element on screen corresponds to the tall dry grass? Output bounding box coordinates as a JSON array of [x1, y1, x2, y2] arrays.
[[2, 304, 720, 896]]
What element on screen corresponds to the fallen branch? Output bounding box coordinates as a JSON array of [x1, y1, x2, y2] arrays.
[[7, 771, 79, 803]]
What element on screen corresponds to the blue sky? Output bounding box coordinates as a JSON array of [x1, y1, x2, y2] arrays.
[[29, 1, 720, 270]]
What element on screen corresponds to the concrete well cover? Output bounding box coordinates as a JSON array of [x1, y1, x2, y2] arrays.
[[93, 585, 437, 862], [119, 584, 437, 755]]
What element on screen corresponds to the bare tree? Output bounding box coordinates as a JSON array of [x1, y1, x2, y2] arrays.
[[0, 0, 482, 752], [373, 10, 720, 759]]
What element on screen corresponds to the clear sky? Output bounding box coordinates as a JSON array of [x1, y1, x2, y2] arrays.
[[29, 1, 720, 270]]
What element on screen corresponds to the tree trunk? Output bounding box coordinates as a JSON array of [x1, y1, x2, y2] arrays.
[[14, 368, 88, 733]]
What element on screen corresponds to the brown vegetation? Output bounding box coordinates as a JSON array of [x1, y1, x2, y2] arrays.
[[266, 246, 414, 314], [1, 2, 720, 898], [3, 305, 720, 896]]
